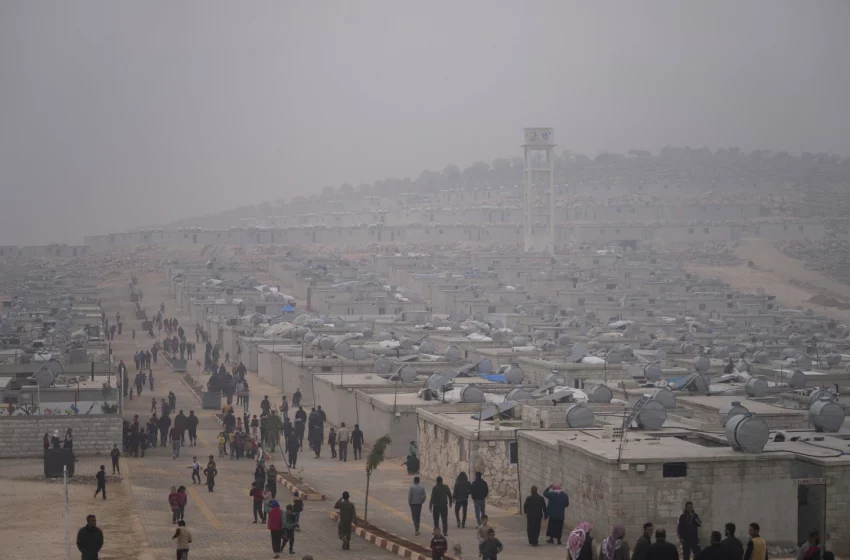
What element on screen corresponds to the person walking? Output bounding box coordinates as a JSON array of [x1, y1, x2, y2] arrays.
[[176, 486, 187, 522], [204, 456, 217, 492], [677, 502, 702, 560], [334, 491, 356, 550], [471, 471, 489, 526], [452, 471, 471, 529], [292, 388, 302, 408], [429, 476, 452, 536], [251, 482, 266, 523], [337, 422, 349, 462], [268, 499, 284, 559], [76, 514, 104, 560], [110, 444, 121, 475], [251, 414, 259, 440], [188, 456, 202, 485], [743, 523, 767, 560], [720, 523, 744, 560], [408, 476, 427, 536], [633, 522, 654, 560], [479, 527, 503, 560], [648, 528, 679, 560], [523, 485, 546, 546], [94, 465, 107, 500], [476, 515, 491, 548], [266, 411, 282, 453], [602, 525, 630, 560], [328, 427, 337, 458], [187, 411, 198, 446], [286, 430, 299, 468], [169, 486, 181, 524], [292, 491, 304, 530], [170, 424, 181, 459], [430, 527, 449, 560], [568, 522, 595, 560], [543, 483, 569, 544], [172, 520, 192, 560], [282, 504, 297, 555], [266, 464, 278, 499], [148, 370, 154, 392], [351, 424, 364, 459]]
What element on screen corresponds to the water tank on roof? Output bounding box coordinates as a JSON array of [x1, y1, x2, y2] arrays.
[[808, 388, 836, 406], [533, 330, 548, 340], [636, 400, 667, 430], [378, 331, 393, 341], [511, 336, 528, 347], [745, 376, 768, 398], [810, 397, 845, 432], [652, 388, 676, 409], [643, 363, 663, 382], [794, 354, 812, 371], [585, 384, 613, 404], [505, 388, 532, 401], [362, 328, 374, 339], [606, 350, 623, 364], [693, 355, 710, 372], [545, 372, 566, 387], [753, 350, 770, 364], [725, 414, 769, 453], [399, 337, 414, 350], [419, 340, 436, 354], [780, 347, 797, 360], [825, 353, 841, 367], [503, 365, 524, 384], [721, 401, 750, 427], [460, 385, 485, 404], [565, 404, 595, 428], [784, 370, 806, 390], [445, 346, 462, 363]]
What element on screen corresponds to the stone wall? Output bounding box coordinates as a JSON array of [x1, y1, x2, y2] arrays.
[[518, 432, 798, 549], [0, 415, 122, 458], [418, 417, 518, 506], [680, 401, 809, 430], [823, 463, 850, 556]]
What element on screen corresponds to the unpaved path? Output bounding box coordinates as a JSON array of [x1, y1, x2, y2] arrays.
[[687, 239, 850, 324]]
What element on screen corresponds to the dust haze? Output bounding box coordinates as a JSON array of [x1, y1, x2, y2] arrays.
[[1, 1, 849, 245]]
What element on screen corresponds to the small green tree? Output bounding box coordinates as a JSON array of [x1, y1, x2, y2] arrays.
[[364, 434, 392, 522]]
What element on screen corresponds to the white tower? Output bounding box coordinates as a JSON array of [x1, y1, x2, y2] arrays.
[[523, 127, 556, 254]]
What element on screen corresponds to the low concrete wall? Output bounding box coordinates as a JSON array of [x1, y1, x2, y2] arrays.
[[0, 415, 122, 458]]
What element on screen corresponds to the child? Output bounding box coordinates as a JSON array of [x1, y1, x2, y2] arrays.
[[229, 431, 236, 459], [217, 433, 226, 458], [328, 427, 337, 458], [188, 456, 201, 484], [282, 504, 297, 555], [292, 491, 304, 531], [430, 527, 448, 560], [168, 485, 181, 524], [172, 520, 192, 560], [479, 528, 503, 560], [476, 515, 490, 546]]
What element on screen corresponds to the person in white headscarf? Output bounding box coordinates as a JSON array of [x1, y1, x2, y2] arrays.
[[51, 430, 62, 449]]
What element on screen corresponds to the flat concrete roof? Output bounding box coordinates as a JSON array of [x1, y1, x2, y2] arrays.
[[314, 373, 392, 387], [677, 395, 809, 416]]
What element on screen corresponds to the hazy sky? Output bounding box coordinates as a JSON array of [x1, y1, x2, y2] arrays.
[[1, 1, 849, 245]]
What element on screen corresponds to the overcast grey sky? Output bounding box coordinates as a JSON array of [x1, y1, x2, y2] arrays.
[[1, 1, 849, 245]]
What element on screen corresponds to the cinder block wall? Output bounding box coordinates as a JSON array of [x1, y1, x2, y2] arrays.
[[0, 415, 122, 458]]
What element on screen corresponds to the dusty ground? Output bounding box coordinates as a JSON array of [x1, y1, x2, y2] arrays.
[[687, 238, 850, 324], [0, 468, 146, 560]]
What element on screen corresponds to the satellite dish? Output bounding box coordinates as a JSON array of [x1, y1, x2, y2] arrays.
[[333, 318, 345, 328], [353, 348, 369, 361], [460, 385, 485, 403], [652, 388, 676, 409], [545, 372, 566, 386], [477, 358, 494, 374], [721, 402, 750, 427], [692, 355, 710, 373], [445, 346, 462, 363], [794, 354, 812, 372], [419, 340, 436, 354], [505, 388, 532, 401], [503, 364, 524, 384], [334, 340, 351, 356], [397, 365, 418, 383], [30, 359, 63, 388], [491, 330, 504, 343], [379, 331, 393, 341], [557, 334, 571, 347], [432, 317, 444, 328], [511, 336, 528, 347], [362, 328, 374, 339], [399, 337, 414, 350], [568, 344, 586, 363], [427, 373, 453, 394], [374, 357, 391, 375], [643, 363, 662, 381], [318, 337, 334, 351], [492, 319, 504, 329]]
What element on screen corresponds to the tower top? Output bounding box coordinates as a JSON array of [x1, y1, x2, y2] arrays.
[[523, 127, 555, 148]]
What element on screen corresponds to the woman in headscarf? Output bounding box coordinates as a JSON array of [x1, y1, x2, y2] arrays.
[[543, 483, 569, 544], [568, 522, 595, 560], [601, 525, 629, 560]]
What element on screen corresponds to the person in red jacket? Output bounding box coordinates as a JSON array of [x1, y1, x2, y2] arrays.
[[267, 500, 283, 558], [168, 485, 181, 524], [175, 485, 188, 522], [251, 482, 266, 523]]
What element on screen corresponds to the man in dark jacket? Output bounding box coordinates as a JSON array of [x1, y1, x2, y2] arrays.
[[292, 388, 302, 408], [633, 522, 654, 560], [77, 514, 104, 560], [335, 491, 356, 550], [429, 476, 453, 536], [471, 472, 489, 526], [720, 523, 744, 560], [186, 411, 199, 446], [522, 485, 547, 546], [351, 424, 364, 459], [542, 484, 569, 544], [648, 528, 679, 560], [174, 410, 188, 446], [677, 502, 702, 560], [696, 532, 724, 560]]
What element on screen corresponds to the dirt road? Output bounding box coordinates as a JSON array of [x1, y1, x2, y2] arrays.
[[687, 239, 850, 323]]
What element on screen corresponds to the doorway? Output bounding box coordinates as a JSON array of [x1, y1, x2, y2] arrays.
[[797, 483, 826, 546]]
